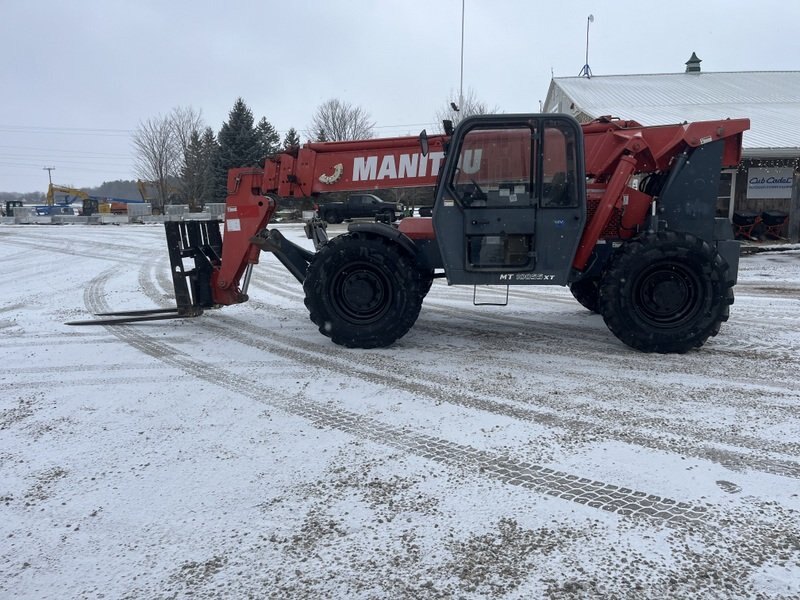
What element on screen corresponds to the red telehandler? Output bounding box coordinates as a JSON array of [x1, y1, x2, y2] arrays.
[[70, 113, 749, 353]]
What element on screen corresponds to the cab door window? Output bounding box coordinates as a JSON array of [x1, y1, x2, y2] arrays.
[[541, 121, 579, 208], [450, 126, 537, 207]]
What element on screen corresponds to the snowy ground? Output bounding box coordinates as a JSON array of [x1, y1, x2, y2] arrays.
[[1, 222, 799, 599]]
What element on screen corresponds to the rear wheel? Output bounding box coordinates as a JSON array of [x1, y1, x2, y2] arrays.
[[569, 277, 601, 313], [325, 211, 342, 224], [303, 233, 423, 348], [599, 231, 733, 353]]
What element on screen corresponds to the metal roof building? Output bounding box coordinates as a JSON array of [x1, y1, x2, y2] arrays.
[[544, 70, 800, 157], [544, 58, 800, 241]]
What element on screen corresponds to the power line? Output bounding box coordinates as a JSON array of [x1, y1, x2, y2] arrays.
[[0, 121, 441, 137], [0, 156, 133, 169], [0, 150, 133, 160], [0, 161, 134, 175], [0, 124, 134, 134], [0, 144, 133, 158]]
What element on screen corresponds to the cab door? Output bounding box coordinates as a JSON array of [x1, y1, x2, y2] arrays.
[[432, 115, 585, 286]]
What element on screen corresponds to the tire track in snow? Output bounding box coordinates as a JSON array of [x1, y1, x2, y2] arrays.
[[254, 259, 800, 395], [70, 237, 800, 581], [0, 302, 27, 314], [218, 309, 800, 478], [21, 227, 799, 467], [82, 266, 800, 582], [246, 268, 800, 456], [84, 262, 800, 568], [0, 234, 150, 264], [150, 259, 800, 478], [83, 266, 715, 528]]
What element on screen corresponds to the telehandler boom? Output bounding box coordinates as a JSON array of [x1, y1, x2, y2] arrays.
[[70, 113, 749, 353]]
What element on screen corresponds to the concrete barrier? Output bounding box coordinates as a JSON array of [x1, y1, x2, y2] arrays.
[[166, 205, 189, 216], [52, 215, 91, 225], [205, 203, 226, 218], [140, 216, 168, 224], [16, 216, 52, 225], [98, 215, 130, 225]]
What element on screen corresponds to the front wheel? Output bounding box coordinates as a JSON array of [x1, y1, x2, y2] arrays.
[[599, 232, 734, 353], [303, 233, 423, 348], [418, 269, 434, 300]]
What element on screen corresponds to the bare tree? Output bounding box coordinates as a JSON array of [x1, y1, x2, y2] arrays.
[[170, 106, 204, 207], [132, 115, 179, 213], [133, 106, 205, 211], [170, 106, 204, 169], [435, 87, 499, 131], [308, 98, 374, 141]]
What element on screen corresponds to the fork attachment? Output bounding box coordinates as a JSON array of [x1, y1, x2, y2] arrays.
[[68, 168, 281, 326], [67, 220, 222, 325]]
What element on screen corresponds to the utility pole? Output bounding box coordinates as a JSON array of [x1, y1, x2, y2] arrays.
[[43, 166, 55, 186]]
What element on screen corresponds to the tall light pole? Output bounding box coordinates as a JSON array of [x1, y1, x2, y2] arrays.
[[579, 14, 594, 78], [459, 0, 465, 112]]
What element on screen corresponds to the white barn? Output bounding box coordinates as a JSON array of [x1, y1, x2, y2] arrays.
[[543, 54, 800, 241]]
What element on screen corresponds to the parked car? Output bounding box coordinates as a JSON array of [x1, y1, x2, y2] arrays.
[[317, 194, 401, 224]]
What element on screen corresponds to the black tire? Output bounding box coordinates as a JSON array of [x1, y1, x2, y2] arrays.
[[303, 233, 423, 348], [569, 277, 601, 313], [325, 211, 343, 225], [375, 210, 392, 224], [599, 231, 734, 353], [419, 270, 434, 300]]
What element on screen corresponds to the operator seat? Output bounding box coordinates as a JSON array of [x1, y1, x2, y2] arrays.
[[546, 171, 568, 206]]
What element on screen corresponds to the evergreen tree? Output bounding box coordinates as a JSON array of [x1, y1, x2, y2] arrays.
[[181, 127, 221, 206], [282, 127, 300, 150], [200, 127, 219, 204], [216, 98, 262, 200], [315, 127, 328, 142], [181, 130, 204, 210], [257, 117, 281, 157]]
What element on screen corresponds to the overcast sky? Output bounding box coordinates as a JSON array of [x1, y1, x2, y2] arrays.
[[1, 0, 798, 194]]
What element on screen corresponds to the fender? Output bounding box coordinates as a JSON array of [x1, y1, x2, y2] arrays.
[[347, 221, 439, 273], [347, 222, 419, 257]]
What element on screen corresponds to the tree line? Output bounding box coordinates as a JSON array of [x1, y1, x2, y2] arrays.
[[133, 90, 494, 212], [133, 99, 299, 212]]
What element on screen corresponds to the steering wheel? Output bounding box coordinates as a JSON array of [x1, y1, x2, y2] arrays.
[[469, 178, 486, 200]]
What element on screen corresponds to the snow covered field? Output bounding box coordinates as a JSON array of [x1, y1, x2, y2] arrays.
[[1, 222, 799, 599]]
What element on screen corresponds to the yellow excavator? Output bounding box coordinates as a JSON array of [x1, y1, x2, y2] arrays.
[[44, 184, 91, 214]]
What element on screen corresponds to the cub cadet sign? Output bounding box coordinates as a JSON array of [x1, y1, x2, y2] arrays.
[[747, 167, 793, 199]]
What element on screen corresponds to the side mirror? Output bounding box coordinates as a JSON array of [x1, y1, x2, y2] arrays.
[[418, 129, 429, 157], [442, 119, 454, 136]]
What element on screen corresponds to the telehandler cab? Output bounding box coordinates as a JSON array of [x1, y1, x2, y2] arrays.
[[69, 113, 750, 353]]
